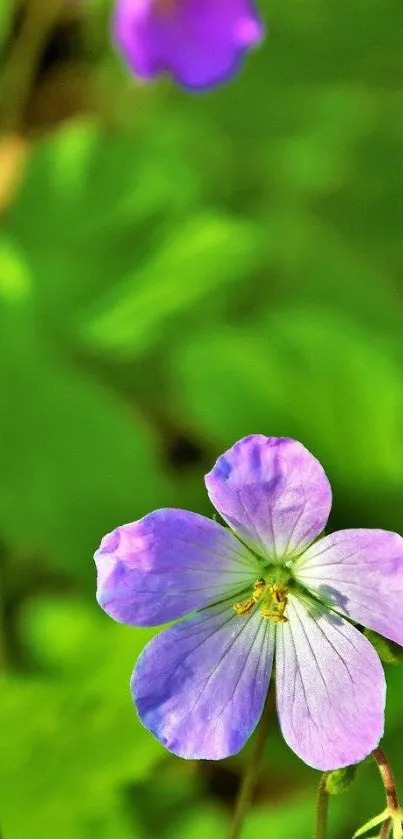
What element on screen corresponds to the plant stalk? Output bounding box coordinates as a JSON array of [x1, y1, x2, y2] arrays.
[[372, 749, 402, 839], [314, 774, 329, 839], [380, 820, 392, 839], [228, 697, 273, 839]]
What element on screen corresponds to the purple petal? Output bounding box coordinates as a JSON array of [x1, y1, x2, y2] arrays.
[[276, 595, 385, 770], [113, 0, 264, 91], [205, 436, 332, 561], [294, 529, 403, 647], [131, 603, 275, 758], [95, 508, 260, 627]]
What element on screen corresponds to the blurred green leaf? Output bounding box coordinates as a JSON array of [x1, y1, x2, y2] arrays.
[[1, 3, 403, 839], [259, 210, 402, 334], [365, 630, 403, 666], [242, 798, 315, 839], [384, 665, 403, 734], [173, 808, 228, 839], [172, 306, 403, 493], [5, 119, 200, 249], [0, 244, 169, 578], [265, 86, 376, 198], [80, 214, 264, 359], [0, 0, 12, 52], [132, 761, 202, 839], [0, 596, 162, 839]]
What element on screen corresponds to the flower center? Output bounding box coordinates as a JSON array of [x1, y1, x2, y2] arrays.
[[234, 578, 289, 623]]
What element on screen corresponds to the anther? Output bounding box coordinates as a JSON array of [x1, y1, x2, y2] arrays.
[[260, 607, 288, 623], [234, 579, 266, 617]]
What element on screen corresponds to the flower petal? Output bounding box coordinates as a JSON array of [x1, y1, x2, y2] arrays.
[[131, 603, 275, 758], [276, 595, 385, 770], [205, 436, 332, 561], [95, 508, 260, 627], [113, 0, 263, 91], [294, 529, 403, 647]]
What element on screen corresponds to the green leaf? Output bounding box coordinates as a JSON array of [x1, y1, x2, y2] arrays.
[[132, 761, 203, 839], [80, 214, 264, 359], [365, 630, 403, 666], [0, 243, 169, 578], [173, 808, 228, 839], [5, 118, 200, 250], [241, 798, 314, 839], [0, 596, 163, 839], [0, 0, 12, 52], [259, 210, 402, 335], [172, 306, 403, 494]]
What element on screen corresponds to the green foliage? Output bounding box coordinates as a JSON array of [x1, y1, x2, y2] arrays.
[[1, 0, 403, 837], [6, 119, 202, 247], [174, 808, 228, 839], [0, 242, 169, 578], [172, 307, 403, 502], [365, 630, 403, 666], [81, 213, 263, 359], [242, 799, 315, 839], [0, 0, 12, 52], [0, 597, 162, 839]]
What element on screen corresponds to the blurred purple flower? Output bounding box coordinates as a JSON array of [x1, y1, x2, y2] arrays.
[[113, 0, 264, 91], [95, 435, 403, 770]]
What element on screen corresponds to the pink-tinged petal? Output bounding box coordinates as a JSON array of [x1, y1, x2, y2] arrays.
[[276, 595, 385, 770], [113, 0, 264, 92], [205, 436, 332, 561], [95, 509, 259, 627], [294, 529, 403, 647], [131, 603, 275, 759]]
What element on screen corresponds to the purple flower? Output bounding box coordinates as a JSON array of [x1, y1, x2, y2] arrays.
[[94, 435, 403, 770], [113, 0, 264, 91]]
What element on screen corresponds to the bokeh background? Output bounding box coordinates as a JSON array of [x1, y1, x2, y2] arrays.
[[1, 0, 403, 837]]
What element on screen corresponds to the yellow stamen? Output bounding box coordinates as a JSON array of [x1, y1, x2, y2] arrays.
[[233, 580, 289, 623], [260, 608, 288, 623], [233, 579, 266, 616], [233, 597, 256, 616]]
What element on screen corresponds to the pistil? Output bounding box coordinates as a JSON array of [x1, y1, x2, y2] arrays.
[[260, 583, 288, 623]]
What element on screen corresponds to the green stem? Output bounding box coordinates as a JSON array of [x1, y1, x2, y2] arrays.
[[228, 698, 272, 839], [353, 808, 389, 838], [314, 774, 329, 839], [372, 749, 402, 839], [0, 0, 62, 133]]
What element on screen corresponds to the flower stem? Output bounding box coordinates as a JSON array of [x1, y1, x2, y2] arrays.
[[380, 820, 392, 839], [228, 697, 273, 839], [372, 749, 402, 839], [314, 774, 329, 839], [353, 808, 390, 838]]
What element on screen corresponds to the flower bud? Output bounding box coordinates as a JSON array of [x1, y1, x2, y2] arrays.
[[325, 765, 357, 795]]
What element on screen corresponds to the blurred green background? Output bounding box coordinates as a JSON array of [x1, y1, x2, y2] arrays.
[[0, 0, 403, 837]]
